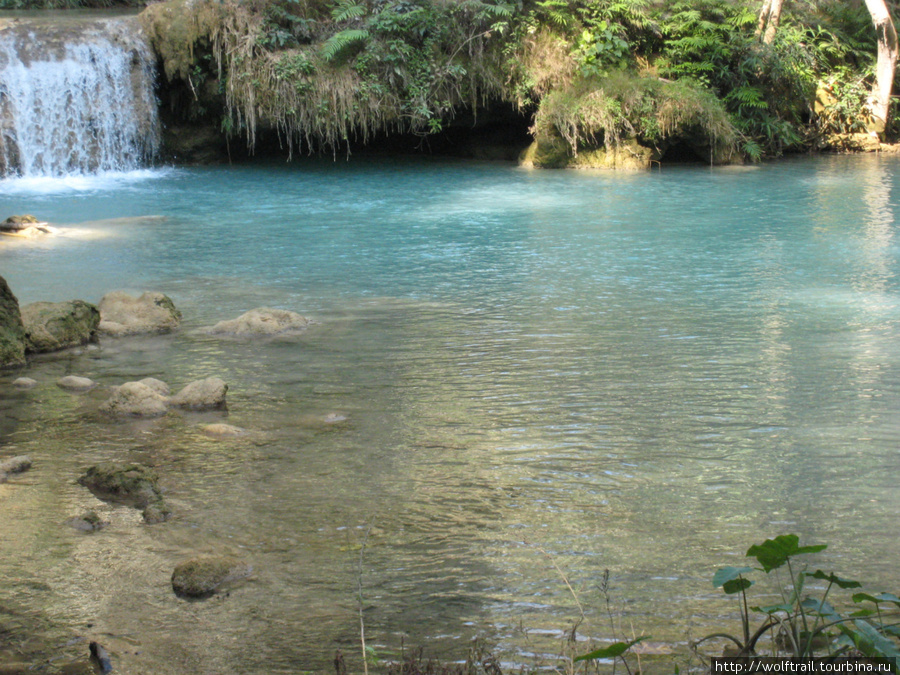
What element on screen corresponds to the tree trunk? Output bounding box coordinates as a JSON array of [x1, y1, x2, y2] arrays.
[[756, 0, 784, 44], [864, 0, 899, 134]]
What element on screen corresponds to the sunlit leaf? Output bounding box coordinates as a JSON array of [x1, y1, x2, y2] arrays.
[[574, 637, 649, 662], [713, 566, 754, 588], [746, 535, 826, 572]]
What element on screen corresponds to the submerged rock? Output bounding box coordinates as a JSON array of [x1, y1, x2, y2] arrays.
[[21, 300, 100, 353], [57, 375, 97, 391], [200, 423, 246, 437], [142, 500, 173, 524], [78, 463, 162, 508], [168, 377, 227, 409], [97, 291, 181, 336], [0, 454, 32, 482], [171, 556, 252, 598], [0, 275, 26, 368], [100, 380, 168, 417], [12, 376, 36, 388], [66, 510, 109, 532], [207, 307, 310, 337]]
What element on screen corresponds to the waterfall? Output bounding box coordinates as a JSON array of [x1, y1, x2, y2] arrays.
[[0, 16, 160, 178]]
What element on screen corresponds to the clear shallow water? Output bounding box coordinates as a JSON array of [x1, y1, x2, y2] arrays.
[[1, 155, 900, 673]]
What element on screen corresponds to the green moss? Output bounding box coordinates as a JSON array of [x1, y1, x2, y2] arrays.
[[78, 463, 162, 508], [171, 556, 252, 598], [21, 300, 100, 353], [0, 276, 26, 369]]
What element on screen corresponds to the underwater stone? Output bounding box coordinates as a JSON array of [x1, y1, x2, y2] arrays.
[[171, 556, 252, 599], [0, 454, 32, 482], [13, 377, 36, 388], [78, 463, 162, 508], [57, 375, 97, 391], [207, 307, 310, 337]]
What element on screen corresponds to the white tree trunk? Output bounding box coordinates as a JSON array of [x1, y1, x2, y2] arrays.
[[763, 0, 784, 44], [864, 0, 899, 133], [760, 0, 784, 44]]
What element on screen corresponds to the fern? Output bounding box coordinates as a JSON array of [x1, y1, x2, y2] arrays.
[[536, 0, 574, 27], [331, 0, 366, 22], [321, 28, 369, 61]]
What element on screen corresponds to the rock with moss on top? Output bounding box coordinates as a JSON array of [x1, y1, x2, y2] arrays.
[[21, 300, 100, 353], [78, 463, 163, 508], [0, 275, 26, 368], [171, 556, 253, 599]]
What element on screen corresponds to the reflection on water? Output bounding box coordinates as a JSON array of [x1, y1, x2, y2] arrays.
[[2, 155, 900, 672]]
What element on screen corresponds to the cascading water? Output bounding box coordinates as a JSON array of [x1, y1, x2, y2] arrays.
[[0, 16, 160, 177]]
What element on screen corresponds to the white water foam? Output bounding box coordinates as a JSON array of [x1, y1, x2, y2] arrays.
[[0, 18, 160, 178]]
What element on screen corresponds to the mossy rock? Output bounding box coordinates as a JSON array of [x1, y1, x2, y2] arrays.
[[78, 463, 162, 508], [521, 136, 655, 170], [519, 137, 571, 169], [171, 556, 252, 598], [142, 500, 173, 524], [21, 300, 100, 353], [0, 276, 26, 368]]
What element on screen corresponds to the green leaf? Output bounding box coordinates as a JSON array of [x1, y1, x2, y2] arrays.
[[854, 593, 881, 604], [723, 578, 752, 594], [754, 603, 794, 615], [713, 567, 755, 588], [321, 29, 369, 61], [811, 570, 861, 589], [746, 535, 827, 572], [575, 637, 649, 662], [852, 620, 900, 659]]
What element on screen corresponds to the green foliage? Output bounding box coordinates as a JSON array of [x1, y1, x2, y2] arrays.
[[533, 72, 738, 161], [142, 0, 888, 160], [321, 28, 370, 61], [0, 0, 142, 6], [696, 535, 900, 662], [575, 636, 648, 663]]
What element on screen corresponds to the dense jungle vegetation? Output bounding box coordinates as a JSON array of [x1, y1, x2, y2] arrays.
[[1, 0, 896, 166]]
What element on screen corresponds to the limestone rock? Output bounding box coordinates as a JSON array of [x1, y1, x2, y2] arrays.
[[171, 556, 252, 598], [0, 454, 32, 482], [208, 308, 310, 337], [137, 377, 169, 396], [100, 381, 167, 417], [97, 291, 181, 336], [168, 377, 227, 409], [0, 275, 26, 368], [57, 375, 97, 391], [0, 214, 43, 231], [13, 377, 36, 388], [21, 300, 100, 353], [77, 463, 162, 508]]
